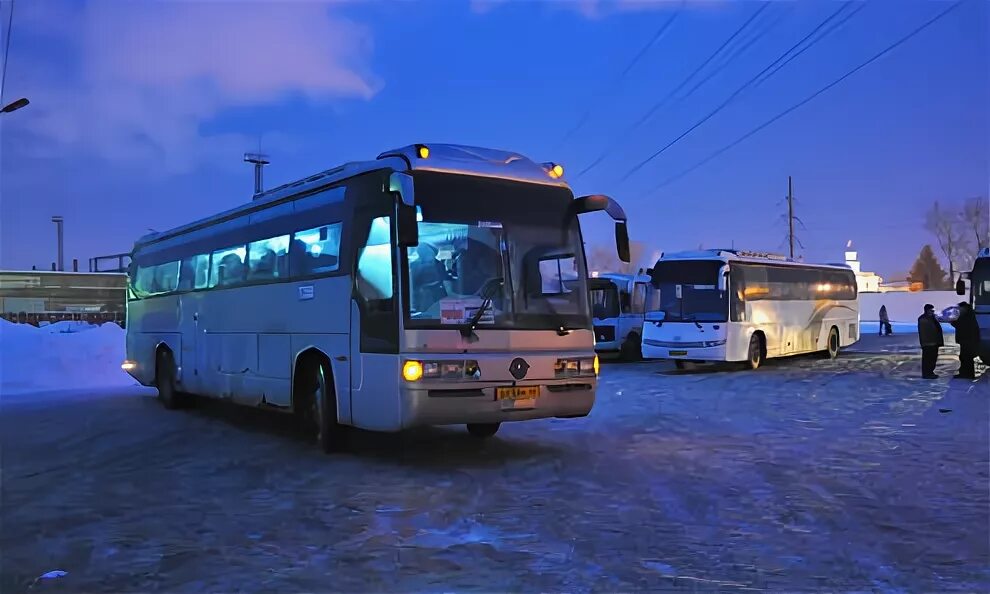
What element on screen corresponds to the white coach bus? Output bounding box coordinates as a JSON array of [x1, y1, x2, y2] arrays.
[[123, 144, 630, 450], [641, 249, 859, 369]]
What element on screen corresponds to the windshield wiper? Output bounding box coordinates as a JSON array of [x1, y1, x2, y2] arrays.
[[459, 277, 504, 340]]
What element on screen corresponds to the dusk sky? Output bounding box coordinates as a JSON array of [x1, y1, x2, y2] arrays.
[[1, 0, 987, 279]]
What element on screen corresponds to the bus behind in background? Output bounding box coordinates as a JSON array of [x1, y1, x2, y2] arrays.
[[123, 143, 630, 451], [641, 249, 859, 370], [589, 272, 653, 360], [957, 246, 990, 363]]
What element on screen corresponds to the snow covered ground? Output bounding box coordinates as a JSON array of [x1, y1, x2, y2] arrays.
[[0, 320, 137, 397], [0, 328, 986, 591]]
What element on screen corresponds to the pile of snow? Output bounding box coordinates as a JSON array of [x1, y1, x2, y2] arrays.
[[0, 320, 137, 396]]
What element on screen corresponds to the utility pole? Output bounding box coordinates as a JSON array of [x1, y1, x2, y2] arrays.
[[244, 152, 270, 196], [787, 175, 795, 260], [51, 215, 64, 271]]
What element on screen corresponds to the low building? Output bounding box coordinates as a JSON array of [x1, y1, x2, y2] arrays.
[[844, 242, 883, 293]]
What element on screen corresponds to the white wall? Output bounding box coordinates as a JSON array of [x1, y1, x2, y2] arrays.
[[860, 290, 961, 322]]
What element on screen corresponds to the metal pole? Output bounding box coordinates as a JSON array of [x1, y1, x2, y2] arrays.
[[51, 215, 64, 271], [787, 176, 794, 260], [254, 162, 263, 194]]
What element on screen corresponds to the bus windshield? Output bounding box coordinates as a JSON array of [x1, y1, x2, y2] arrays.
[[403, 173, 590, 330], [650, 260, 727, 322], [589, 281, 620, 320]]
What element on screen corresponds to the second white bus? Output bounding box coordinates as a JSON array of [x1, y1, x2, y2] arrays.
[[641, 249, 859, 369]]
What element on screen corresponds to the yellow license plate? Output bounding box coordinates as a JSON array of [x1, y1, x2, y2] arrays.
[[669, 350, 688, 357], [496, 386, 540, 400]]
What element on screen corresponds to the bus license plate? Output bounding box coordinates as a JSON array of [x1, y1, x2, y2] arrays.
[[669, 350, 688, 357], [496, 386, 540, 400]]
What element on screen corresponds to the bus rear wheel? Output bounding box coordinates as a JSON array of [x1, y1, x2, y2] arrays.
[[299, 357, 345, 453], [155, 350, 187, 409], [823, 326, 840, 359], [467, 423, 500, 438], [747, 334, 765, 370]]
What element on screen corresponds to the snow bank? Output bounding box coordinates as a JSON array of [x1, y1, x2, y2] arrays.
[[860, 290, 960, 323], [0, 320, 137, 396]]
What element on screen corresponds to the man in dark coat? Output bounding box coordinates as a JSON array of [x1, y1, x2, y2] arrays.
[[879, 305, 892, 336], [917, 303, 944, 379], [951, 301, 981, 379]]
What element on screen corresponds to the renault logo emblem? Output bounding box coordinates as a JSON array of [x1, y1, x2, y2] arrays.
[[509, 358, 529, 380]]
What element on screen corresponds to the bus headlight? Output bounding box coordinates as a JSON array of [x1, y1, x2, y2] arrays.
[[408, 360, 482, 381], [555, 357, 597, 378], [402, 360, 424, 382], [703, 340, 727, 348]]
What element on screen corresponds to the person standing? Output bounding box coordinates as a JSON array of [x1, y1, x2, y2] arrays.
[[951, 301, 981, 379], [879, 305, 892, 336], [917, 304, 944, 379]]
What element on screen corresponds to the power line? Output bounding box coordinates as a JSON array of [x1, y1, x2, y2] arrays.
[[647, 0, 963, 194], [0, 0, 14, 105], [675, 5, 788, 105], [575, 3, 769, 179], [556, 2, 683, 148], [620, 2, 854, 183], [754, 0, 869, 88]]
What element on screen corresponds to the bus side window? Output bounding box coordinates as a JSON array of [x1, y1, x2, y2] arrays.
[[619, 290, 631, 314], [179, 254, 209, 290], [248, 235, 289, 281], [630, 283, 647, 314], [209, 246, 247, 288], [291, 223, 342, 277]]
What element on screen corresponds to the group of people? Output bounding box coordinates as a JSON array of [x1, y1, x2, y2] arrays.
[[917, 302, 982, 380]]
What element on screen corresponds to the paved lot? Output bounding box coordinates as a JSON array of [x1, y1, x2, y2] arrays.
[[2, 336, 987, 592]]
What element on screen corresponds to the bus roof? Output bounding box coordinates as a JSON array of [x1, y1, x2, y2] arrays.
[[594, 272, 651, 284], [135, 143, 568, 248], [656, 249, 854, 271]]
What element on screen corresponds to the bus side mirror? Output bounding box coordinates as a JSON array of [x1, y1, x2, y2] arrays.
[[390, 172, 418, 247], [956, 278, 966, 296], [615, 222, 630, 263], [718, 266, 729, 292]]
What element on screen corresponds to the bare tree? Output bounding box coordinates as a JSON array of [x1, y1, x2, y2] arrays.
[[925, 200, 963, 282], [586, 241, 650, 275], [961, 196, 989, 251]]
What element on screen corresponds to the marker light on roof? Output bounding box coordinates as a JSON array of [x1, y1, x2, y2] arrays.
[[552, 164, 564, 178], [417, 145, 430, 159]]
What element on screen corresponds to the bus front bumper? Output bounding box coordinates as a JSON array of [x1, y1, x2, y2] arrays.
[[399, 380, 596, 428], [642, 341, 728, 362]]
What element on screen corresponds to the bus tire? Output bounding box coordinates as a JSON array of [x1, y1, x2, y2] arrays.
[[467, 423, 500, 438], [620, 332, 642, 361], [155, 349, 185, 409], [747, 333, 765, 370], [823, 326, 840, 360], [297, 355, 345, 453]]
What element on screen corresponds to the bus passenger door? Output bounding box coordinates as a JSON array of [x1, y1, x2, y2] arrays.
[[348, 214, 403, 431], [177, 294, 203, 393]]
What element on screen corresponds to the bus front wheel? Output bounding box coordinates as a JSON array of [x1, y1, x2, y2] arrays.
[[299, 357, 345, 453], [620, 333, 642, 361], [467, 423, 500, 438], [747, 334, 765, 370], [823, 326, 840, 360]]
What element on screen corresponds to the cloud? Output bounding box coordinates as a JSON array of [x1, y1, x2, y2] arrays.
[[470, 0, 724, 20], [9, 0, 380, 174]]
